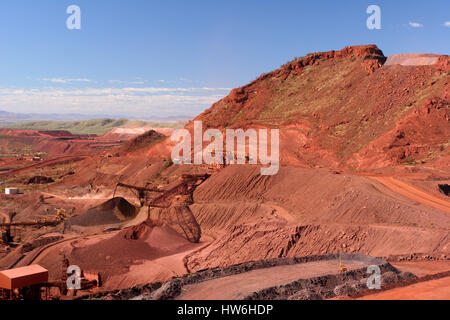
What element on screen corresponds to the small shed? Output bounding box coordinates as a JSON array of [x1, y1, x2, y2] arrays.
[[0, 265, 48, 290], [0, 265, 48, 300], [5, 188, 19, 195]]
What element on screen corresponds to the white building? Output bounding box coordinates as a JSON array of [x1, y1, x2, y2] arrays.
[[5, 188, 19, 195]]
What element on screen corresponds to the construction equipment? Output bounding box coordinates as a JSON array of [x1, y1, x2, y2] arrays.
[[0, 213, 65, 243], [55, 209, 67, 222], [113, 174, 210, 243], [0, 208, 67, 231], [149, 174, 209, 208], [113, 182, 163, 207], [339, 249, 348, 272]]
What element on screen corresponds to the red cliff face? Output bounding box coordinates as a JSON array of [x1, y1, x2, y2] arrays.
[[201, 45, 386, 126], [436, 55, 450, 73], [277, 44, 386, 78], [193, 45, 449, 170]]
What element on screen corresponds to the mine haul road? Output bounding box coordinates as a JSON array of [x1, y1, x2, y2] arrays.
[[369, 176, 450, 214]]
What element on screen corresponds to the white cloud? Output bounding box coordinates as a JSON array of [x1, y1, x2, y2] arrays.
[[39, 78, 92, 84], [108, 79, 147, 85], [408, 22, 423, 28], [0, 86, 231, 117], [444, 21, 450, 27]]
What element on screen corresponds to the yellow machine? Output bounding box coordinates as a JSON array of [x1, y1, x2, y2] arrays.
[[55, 209, 67, 222], [339, 248, 348, 272]]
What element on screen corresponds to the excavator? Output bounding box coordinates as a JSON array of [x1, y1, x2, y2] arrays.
[[113, 173, 210, 243]]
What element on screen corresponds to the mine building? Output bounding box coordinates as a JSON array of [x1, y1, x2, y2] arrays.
[[0, 265, 49, 300], [4, 188, 19, 195]]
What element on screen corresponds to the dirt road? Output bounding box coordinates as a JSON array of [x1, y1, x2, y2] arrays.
[[0, 155, 87, 177], [369, 176, 450, 213], [176, 259, 365, 300]]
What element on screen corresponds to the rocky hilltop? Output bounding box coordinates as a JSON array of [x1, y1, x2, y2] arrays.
[[195, 45, 449, 170]]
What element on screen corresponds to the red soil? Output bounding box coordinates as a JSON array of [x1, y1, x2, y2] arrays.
[[193, 45, 449, 170], [0, 45, 448, 298], [349, 98, 449, 170], [358, 276, 450, 300], [186, 165, 449, 272], [391, 260, 450, 277], [67, 222, 198, 285], [368, 176, 450, 213], [0, 127, 146, 159], [67, 197, 139, 227]]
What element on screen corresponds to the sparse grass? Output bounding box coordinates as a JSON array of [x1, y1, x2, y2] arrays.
[[404, 157, 417, 165], [162, 158, 174, 170], [120, 131, 166, 153], [151, 159, 174, 179]]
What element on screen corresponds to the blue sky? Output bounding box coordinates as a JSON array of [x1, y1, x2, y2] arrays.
[[0, 0, 448, 119]]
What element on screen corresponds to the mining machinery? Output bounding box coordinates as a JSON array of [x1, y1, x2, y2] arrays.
[[113, 173, 210, 243]]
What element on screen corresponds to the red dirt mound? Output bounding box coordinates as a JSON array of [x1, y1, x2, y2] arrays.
[[67, 197, 138, 226], [70, 222, 195, 282], [185, 165, 450, 271], [123, 221, 153, 240], [118, 129, 166, 154]]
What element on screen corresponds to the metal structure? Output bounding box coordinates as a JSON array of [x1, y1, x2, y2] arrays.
[[113, 173, 210, 243], [0, 215, 66, 228], [0, 209, 66, 245], [113, 182, 163, 207]]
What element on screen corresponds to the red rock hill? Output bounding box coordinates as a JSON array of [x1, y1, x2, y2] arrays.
[[194, 45, 449, 170]]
